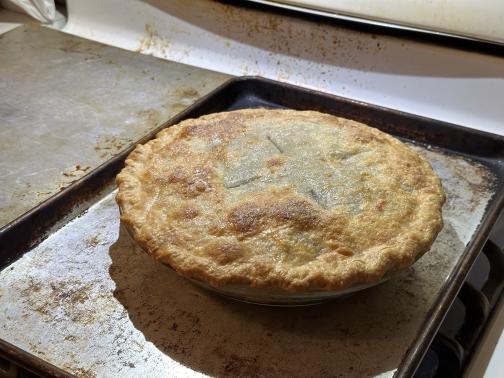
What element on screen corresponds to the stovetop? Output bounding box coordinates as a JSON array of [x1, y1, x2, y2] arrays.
[[417, 235, 504, 377]]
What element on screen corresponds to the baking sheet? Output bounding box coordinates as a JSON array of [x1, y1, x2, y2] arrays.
[[0, 146, 496, 378], [1, 77, 503, 377], [0, 25, 229, 228]]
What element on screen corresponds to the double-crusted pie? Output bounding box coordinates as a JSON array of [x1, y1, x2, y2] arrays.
[[116, 109, 444, 292]]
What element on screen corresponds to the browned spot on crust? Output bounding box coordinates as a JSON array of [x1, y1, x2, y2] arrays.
[[208, 223, 227, 237], [227, 203, 267, 237], [173, 205, 200, 220], [209, 144, 228, 162], [227, 196, 321, 237], [409, 170, 426, 187], [266, 156, 284, 168], [376, 200, 386, 212], [355, 134, 382, 144], [336, 247, 354, 257], [163, 140, 191, 156], [201, 241, 248, 265], [349, 127, 387, 144], [160, 165, 213, 198], [178, 114, 248, 142], [270, 199, 320, 230], [165, 166, 188, 184]]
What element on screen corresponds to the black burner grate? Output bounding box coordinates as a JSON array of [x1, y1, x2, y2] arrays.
[[415, 240, 504, 377]]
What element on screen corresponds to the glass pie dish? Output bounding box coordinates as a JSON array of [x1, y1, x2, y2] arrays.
[[186, 276, 390, 306], [124, 222, 390, 306]]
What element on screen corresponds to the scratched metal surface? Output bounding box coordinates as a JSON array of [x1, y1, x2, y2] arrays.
[[0, 25, 229, 228], [0, 145, 497, 378]]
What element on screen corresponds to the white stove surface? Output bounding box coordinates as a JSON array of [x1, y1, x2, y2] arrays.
[[59, 0, 504, 138], [248, 0, 504, 44]]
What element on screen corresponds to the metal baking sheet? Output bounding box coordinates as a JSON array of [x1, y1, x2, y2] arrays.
[[1, 77, 503, 377], [0, 25, 229, 228]]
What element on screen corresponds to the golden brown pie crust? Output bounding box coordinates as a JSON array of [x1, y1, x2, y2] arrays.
[[116, 109, 444, 292]]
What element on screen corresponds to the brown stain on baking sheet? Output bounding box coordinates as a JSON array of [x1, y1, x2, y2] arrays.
[[62, 164, 91, 178], [68, 368, 97, 378], [86, 235, 102, 248], [60, 40, 103, 58], [94, 136, 135, 160], [19, 278, 112, 326], [166, 86, 201, 113]]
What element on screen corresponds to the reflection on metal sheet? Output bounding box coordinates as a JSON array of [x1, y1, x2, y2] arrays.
[[0, 146, 496, 377]]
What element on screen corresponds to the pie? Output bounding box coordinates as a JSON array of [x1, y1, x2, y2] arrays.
[[116, 109, 444, 292]]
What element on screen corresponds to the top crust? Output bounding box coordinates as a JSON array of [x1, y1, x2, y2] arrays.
[[116, 109, 444, 292]]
